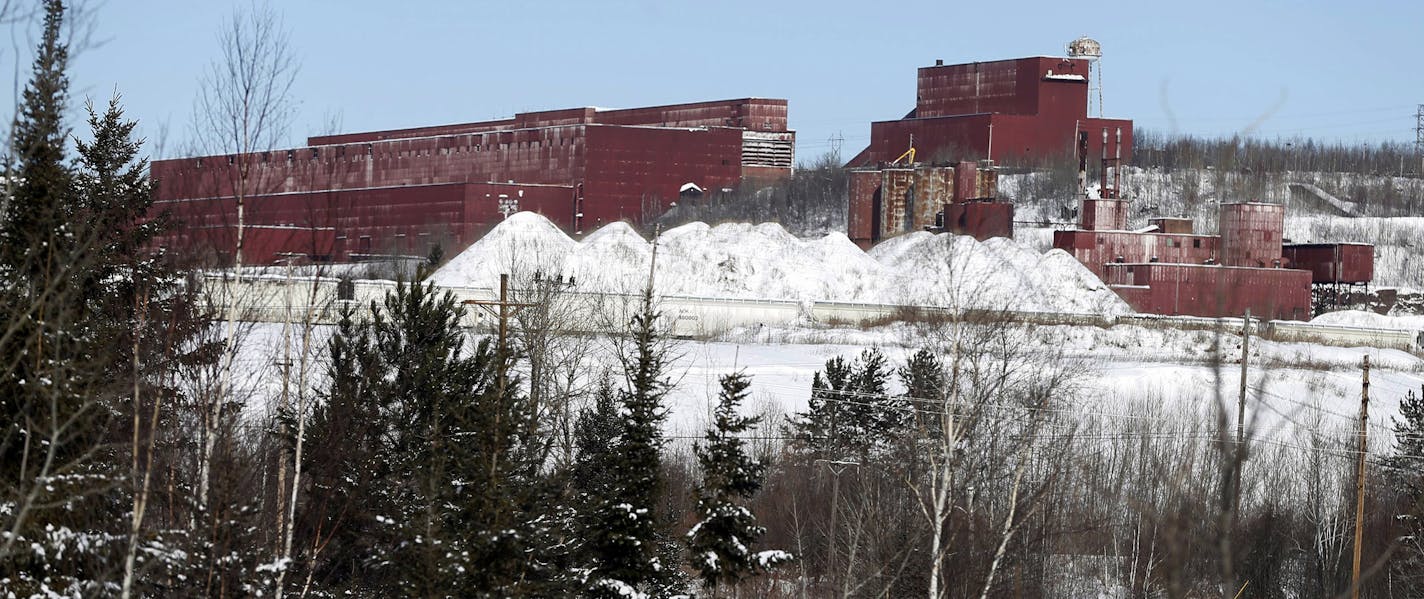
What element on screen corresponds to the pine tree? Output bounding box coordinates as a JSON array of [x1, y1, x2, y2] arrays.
[[785, 348, 903, 460], [583, 289, 682, 598], [2, 0, 72, 281], [687, 371, 791, 594], [0, 3, 123, 594], [302, 281, 535, 596], [1386, 385, 1424, 594], [899, 348, 946, 435]]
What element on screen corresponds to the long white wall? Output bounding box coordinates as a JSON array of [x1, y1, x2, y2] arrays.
[[200, 274, 1424, 352]]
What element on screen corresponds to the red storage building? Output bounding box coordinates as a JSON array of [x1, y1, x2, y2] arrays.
[[847, 56, 1133, 168], [151, 98, 794, 264], [1283, 243, 1375, 284], [1055, 201, 1325, 318], [1104, 263, 1312, 320]]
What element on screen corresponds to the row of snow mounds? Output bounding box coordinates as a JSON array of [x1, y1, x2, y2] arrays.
[[428, 212, 1132, 315], [1311, 310, 1424, 330], [865, 232, 1131, 314]]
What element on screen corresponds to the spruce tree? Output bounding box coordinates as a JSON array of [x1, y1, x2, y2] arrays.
[[1386, 385, 1424, 594], [786, 348, 903, 460], [687, 371, 791, 593], [584, 289, 682, 598], [899, 348, 946, 434], [303, 281, 534, 596], [2, 0, 71, 281]]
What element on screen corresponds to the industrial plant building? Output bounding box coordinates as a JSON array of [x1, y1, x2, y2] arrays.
[[845, 38, 1131, 246], [846, 160, 1010, 247], [846, 41, 1133, 168], [151, 98, 794, 263], [847, 40, 1374, 319]]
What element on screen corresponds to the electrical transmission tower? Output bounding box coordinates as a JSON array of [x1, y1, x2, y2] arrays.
[[1416, 105, 1423, 175]]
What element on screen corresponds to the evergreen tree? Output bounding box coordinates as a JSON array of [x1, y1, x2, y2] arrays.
[[687, 371, 791, 593], [584, 290, 682, 598], [899, 348, 946, 434], [2, 0, 71, 281], [0, 3, 215, 594], [785, 348, 903, 460], [302, 281, 535, 596], [1386, 385, 1424, 595]]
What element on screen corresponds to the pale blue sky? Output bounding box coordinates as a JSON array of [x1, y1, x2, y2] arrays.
[[7, 0, 1422, 161]]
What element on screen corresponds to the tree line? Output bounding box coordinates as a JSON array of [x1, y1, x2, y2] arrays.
[[6, 2, 1424, 597]]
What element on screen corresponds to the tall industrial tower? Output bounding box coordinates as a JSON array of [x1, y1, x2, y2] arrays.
[[1068, 36, 1104, 117]]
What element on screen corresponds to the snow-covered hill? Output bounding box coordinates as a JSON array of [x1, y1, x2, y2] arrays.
[[429, 212, 1130, 315]]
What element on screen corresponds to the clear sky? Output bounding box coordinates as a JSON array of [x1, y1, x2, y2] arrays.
[[5, 0, 1422, 162]]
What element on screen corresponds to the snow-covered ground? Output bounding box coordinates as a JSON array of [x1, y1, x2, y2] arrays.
[[235, 317, 1424, 454], [429, 212, 1129, 315]]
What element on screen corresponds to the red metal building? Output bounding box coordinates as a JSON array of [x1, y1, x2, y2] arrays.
[[1283, 243, 1374, 284], [152, 98, 794, 264], [846, 161, 1009, 247], [1054, 202, 1321, 319], [847, 57, 1133, 167]]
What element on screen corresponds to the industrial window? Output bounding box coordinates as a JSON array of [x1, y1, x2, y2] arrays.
[[1193, 239, 1201, 248]]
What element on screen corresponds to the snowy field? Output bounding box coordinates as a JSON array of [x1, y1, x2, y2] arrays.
[[236, 317, 1424, 455]]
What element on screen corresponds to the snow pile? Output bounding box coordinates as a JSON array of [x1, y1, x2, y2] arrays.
[[430, 212, 576, 288], [431, 212, 1132, 314], [1312, 310, 1424, 330], [867, 232, 1129, 313]]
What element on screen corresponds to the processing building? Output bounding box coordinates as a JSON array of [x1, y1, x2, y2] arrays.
[[847, 38, 1133, 168], [1053, 195, 1374, 320], [151, 98, 794, 264]]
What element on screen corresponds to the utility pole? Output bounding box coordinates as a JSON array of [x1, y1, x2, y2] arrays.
[[646, 224, 661, 298], [1351, 354, 1370, 599], [463, 273, 537, 363], [1235, 308, 1250, 518], [463, 274, 538, 484]]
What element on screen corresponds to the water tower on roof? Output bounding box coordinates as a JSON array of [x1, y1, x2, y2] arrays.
[[1067, 36, 1104, 117]]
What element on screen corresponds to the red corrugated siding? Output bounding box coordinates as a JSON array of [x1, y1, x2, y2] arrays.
[[946, 202, 1013, 241], [1220, 203, 1284, 267], [847, 170, 880, 246], [579, 125, 742, 228], [154, 181, 574, 263], [851, 56, 1131, 167], [1053, 230, 1220, 277], [1283, 243, 1375, 284], [306, 99, 786, 145], [1104, 263, 1311, 319]]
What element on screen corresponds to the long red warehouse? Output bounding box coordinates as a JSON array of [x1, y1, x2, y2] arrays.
[[151, 98, 794, 264]]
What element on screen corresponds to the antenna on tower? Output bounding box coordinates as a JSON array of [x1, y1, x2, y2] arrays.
[[1068, 36, 1104, 117]]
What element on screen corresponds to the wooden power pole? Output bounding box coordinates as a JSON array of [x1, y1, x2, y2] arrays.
[[1235, 309, 1250, 518], [1351, 354, 1370, 599], [463, 273, 537, 363]]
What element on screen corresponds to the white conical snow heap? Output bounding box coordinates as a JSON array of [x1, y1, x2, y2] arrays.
[[430, 212, 1131, 314]]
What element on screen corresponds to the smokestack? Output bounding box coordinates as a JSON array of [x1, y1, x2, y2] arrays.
[[1114, 128, 1122, 199]]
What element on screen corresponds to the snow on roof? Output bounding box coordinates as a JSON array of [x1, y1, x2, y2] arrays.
[[430, 212, 1131, 314]]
